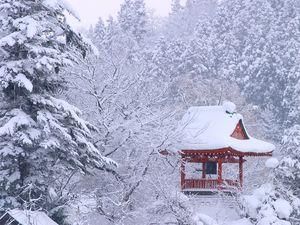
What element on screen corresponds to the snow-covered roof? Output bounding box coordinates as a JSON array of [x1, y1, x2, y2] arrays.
[[3, 209, 59, 225], [175, 102, 275, 153]]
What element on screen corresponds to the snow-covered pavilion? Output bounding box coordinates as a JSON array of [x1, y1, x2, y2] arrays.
[[176, 102, 275, 191]]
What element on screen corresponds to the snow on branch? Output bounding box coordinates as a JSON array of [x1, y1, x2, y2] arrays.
[[31, 95, 97, 134], [13, 73, 33, 92], [0, 109, 35, 136]]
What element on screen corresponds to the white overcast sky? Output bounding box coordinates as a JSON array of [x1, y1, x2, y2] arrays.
[[66, 0, 186, 28]]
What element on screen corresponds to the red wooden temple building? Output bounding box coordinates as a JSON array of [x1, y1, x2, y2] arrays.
[[175, 102, 275, 192]]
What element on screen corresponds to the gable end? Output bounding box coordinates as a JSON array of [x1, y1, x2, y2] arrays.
[[230, 120, 249, 140]]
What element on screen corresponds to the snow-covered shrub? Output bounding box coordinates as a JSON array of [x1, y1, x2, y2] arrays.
[[192, 213, 218, 225], [241, 126, 300, 225], [242, 184, 292, 225], [265, 158, 279, 169]]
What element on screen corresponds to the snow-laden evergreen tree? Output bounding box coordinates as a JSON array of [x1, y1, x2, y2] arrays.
[[164, 0, 217, 39], [183, 0, 217, 35], [91, 17, 106, 44], [274, 58, 300, 223], [164, 0, 184, 38], [211, 0, 300, 141], [276, 125, 300, 220], [0, 0, 115, 218], [118, 0, 148, 43], [171, 0, 183, 14]]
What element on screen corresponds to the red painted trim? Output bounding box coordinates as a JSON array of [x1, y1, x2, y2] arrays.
[[183, 156, 244, 163], [181, 148, 273, 157]]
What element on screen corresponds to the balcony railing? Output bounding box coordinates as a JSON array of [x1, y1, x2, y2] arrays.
[[182, 179, 240, 190]]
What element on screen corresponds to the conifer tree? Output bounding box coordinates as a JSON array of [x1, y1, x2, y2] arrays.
[[275, 56, 300, 221], [118, 0, 148, 42], [171, 0, 183, 14], [164, 0, 184, 38], [92, 17, 106, 45], [0, 0, 114, 215], [212, 0, 300, 137]]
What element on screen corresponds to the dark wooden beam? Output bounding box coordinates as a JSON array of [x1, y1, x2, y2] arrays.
[[202, 161, 206, 179], [217, 158, 222, 188], [180, 159, 185, 190], [239, 156, 243, 187]]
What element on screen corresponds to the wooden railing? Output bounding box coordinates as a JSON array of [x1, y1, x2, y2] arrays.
[[222, 179, 240, 188], [182, 179, 240, 190]]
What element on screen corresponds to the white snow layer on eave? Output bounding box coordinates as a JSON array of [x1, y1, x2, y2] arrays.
[[228, 136, 275, 153], [174, 105, 275, 153], [8, 209, 58, 225]]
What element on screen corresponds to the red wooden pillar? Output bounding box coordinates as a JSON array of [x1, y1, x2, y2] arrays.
[[202, 161, 206, 179], [239, 156, 243, 188], [180, 155, 186, 190], [217, 158, 222, 188]]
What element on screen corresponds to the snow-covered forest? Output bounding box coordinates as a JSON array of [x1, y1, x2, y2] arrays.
[[0, 0, 299, 224]]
